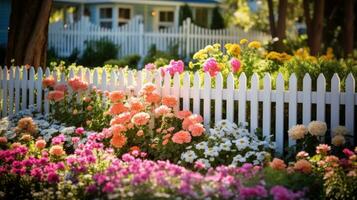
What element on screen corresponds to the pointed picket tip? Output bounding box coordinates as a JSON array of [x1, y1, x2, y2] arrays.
[[303, 73, 311, 81], [37, 67, 43, 76], [346, 73, 355, 84], [215, 73, 223, 88], [289, 73, 297, 82], [204, 72, 211, 81], [193, 71, 200, 86], [331, 73, 340, 81], [164, 71, 171, 82], [227, 72, 234, 82], [251, 73, 259, 82], [183, 71, 190, 82], [173, 72, 180, 80], [238, 72, 247, 81], [317, 73, 326, 82], [263, 73, 271, 88]]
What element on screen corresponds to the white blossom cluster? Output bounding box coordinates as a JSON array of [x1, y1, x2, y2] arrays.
[[180, 120, 275, 168]]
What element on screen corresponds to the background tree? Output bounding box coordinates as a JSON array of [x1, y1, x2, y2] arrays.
[[5, 0, 53, 68], [211, 7, 226, 29], [267, 0, 288, 51], [179, 4, 193, 25], [343, 0, 355, 58]]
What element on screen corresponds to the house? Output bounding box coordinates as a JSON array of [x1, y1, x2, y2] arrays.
[[0, 0, 11, 46], [52, 0, 222, 31]]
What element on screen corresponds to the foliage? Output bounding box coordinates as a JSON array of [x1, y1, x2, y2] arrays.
[[78, 38, 119, 67], [143, 44, 181, 67], [47, 47, 80, 69], [180, 120, 274, 168], [104, 54, 141, 69], [211, 7, 225, 29], [179, 4, 193, 25]]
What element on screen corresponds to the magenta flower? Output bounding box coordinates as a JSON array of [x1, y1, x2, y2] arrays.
[[145, 63, 156, 71], [230, 58, 241, 73], [203, 58, 220, 77], [75, 127, 85, 135]]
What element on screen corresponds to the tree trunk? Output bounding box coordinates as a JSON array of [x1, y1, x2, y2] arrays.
[[276, 0, 288, 39], [267, 0, 277, 38], [303, 0, 313, 49], [310, 0, 325, 56], [344, 0, 355, 58], [5, 0, 53, 68]]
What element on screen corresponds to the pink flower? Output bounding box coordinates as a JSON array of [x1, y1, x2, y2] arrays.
[[145, 63, 156, 71], [176, 110, 192, 119], [343, 148, 354, 157], [230, 58, 241, 73], [194, 161, 205, 170], [154, 105, 172, 116], [47, 90, 65, 102], [71, 137, 80, 144], [172, 131, 191, 144], [131, 112, 150, 126], [189, 123, 205, 137], [166, 60, 184, 76], [68, 77, 88, 92], [316, 144, 331, 154], [203, 58, 220, 77], [75, 127, 85, 135]]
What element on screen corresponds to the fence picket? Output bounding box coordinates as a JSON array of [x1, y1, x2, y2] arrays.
[[93, 69, 99, 88], [173, 73, 180, 112], [0, 67, 2, 117], [163, 73, 171, 97], [238, 73, 247, 124], [288, 74, 297, 146], [303, 74, 312, 126], [154, 71, 162, 95], [250, 73, 259, 134], [316, 74, 326, 121], [215, 73, 223, 124], [44, 68, 51, 115], [226, 73, 234, 122], [136, 70, 142, 93], [2, 67, 8, 116], [345, 74, 355, 143], [263, 74, 271, 141], [28, 68, 35, 107], [276, 73, 285, 154], [8, 67, 14, 117], [36, 68, 43, 112], [330, 74, 340, 132], [182, 72, 190, 110], [14, 67, 21, 113], [203, 73, 211, 127], [193, 72, 200, 115]]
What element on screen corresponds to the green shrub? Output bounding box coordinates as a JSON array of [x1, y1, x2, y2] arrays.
[[79, 38, 119, 67], [143, 44, 181, 67], [104, 54, 141, 69], [211, 7, 225, 29]]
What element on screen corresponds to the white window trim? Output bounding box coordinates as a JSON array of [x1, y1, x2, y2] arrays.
[[97, 5, 114, 28], [153, 7, 175, 31], [117, 5, 133, 27]]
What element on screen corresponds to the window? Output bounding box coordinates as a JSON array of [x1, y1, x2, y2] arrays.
[[99, 7, 112, 28], [118, 7, 131, 26], [195, 8, 208, 28], [158, 11, 174, 30]]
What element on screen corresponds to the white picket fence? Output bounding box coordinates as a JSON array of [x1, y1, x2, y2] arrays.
[[1, 66, 356, 153], [48, 16, 271, 58]]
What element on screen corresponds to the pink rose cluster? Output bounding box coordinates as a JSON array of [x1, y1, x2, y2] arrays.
[[203, 58, 220, 77], [160, 60, 184, 76]]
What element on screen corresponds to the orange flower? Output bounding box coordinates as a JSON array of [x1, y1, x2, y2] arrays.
[[110, 124, 127, 136], [141, 83, 156, 94], [130, 146, 140, 152], [110, 112, 131, 125], [130, 99, 144, 111], [163, 134, 171, 139], [83, 97, 91, 102], [47, 90, 65, 102], [54, 84, 67, 92], [68, 77, 88, 92], [109, 91, 126, 103], [49, 145, 65, 156], [176, 110, 192, 119], [35, 139, 46, 149], [86, 105, 93, 111], [20, 134, 32, 141], [294, 159, 312, 173], [172, 131, 191, 144], [162, 96, 177, 107], [182, 114, 203, 130], [136, 130, 144, 137], [42, 77, 56, 88], [111, 134, 127, 148], [0, 137, 7, 143], [17, 117, 37, 134], [189, 123, 205, 137], [269, 158, 287, 170], [145, 92, 161, 104], [131, 112, 150, 126], [109, 103, 128, 115], [162, 139, 169, 145]]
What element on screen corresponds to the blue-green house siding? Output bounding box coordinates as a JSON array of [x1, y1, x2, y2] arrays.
[[0, 0, 11, 45]]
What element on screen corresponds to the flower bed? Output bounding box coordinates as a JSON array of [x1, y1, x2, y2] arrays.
[[1, 75, 356, 199]]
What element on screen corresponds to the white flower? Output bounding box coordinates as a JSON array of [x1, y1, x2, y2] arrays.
[[196, 158, 211, 169], [195, 141, 208, 150], [233, 154, 246, 163], [332, 126, 349, 136], [181, 150, 198, 163], [219, 140, 232, 151], [234, 137, 249, 150], [249, 142, 259, 151], [256, 152, 267, 161], [308, 121, 327, 136], [288, 125, 308, 140], [252, 160, 260, 165], [60, 127, 76, 135], [204, 146, 220, 157], [244, 151, 255, 159]]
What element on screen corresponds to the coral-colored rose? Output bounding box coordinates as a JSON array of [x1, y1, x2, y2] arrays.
[[296, 151, 309, 159], [17, 117, 37, 134], [109, 103, 128, 115], [141, 83, 156, 94], [144, 63, 156, 71], [203, 58, 220, 77], [316, 144, 331, 154], [86, 105, 93, 111], [230, 58, 241, 73], [35, 139, 46, 149], [20, 134, 32, 141], [54, 84, 67, 92], [47, 90, 65, 102], [182, 114, 203, 130], [42, 77, 56, 88], [83, 97, 91, 102], [109, 91, 126, 103], [0, 136, 8, 143], [165, 60, 184, 76], [11, 142, 22, 149], [136, 130, 144, 137], [331, 135, 345, 147], [172, 131, 192, 144], [145, 92, 161, 104], [294, 159, 312, 173], [154, 105, 172, 116], [111, 134, 127, 148], [131, 112, 150, 126], [162, 139, 169, 145], [110, 112, 131, 125], [269, 158, 287, 170], [110, 124, 127, 135], [189, 123, 205, 137], [68, 77, 88, 92], [176, 110, 192, 119], [130, 99, 144, 111], [49, 145, 65, 156], [162, 95, 177, 107]]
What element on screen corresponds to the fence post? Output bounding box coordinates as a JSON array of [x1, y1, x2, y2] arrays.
[[139, 23, 144, 59], [185, 18, 191, 59]]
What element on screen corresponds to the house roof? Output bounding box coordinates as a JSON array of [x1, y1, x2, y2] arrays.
[[54, 0, 221, 6]]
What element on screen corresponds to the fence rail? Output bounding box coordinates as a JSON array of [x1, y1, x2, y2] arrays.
[[1, 66, 356, 154], [48, 16, 271, 58]]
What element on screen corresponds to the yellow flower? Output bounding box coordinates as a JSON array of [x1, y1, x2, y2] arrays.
[[213, 43, 221, 48], [248, 41, 261, 49], [226, 43, 241, 57], [204, 45, 214, 53], [240, 39, 248, 45]]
